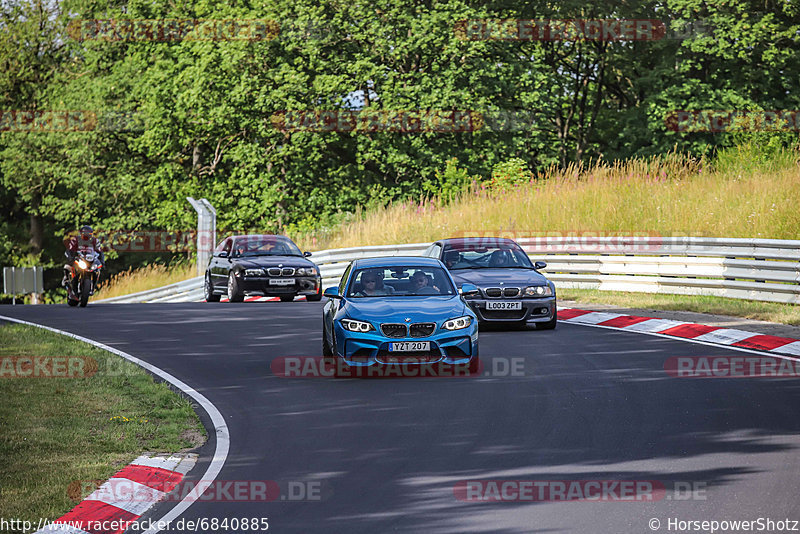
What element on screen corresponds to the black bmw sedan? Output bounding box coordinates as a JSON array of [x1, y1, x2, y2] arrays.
[[204, 234, 322, 302], [422, 237, 556, 328]]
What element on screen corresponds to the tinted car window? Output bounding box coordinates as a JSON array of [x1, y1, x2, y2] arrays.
[[339, 263, 352, 294], [347, 267, 455, 297], [443, 242, 533, 269], [232, 236, 302, 257]]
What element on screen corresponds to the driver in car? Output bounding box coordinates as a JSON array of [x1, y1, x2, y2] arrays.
[[411, 271, 439, 295], [489, 249, 513, 267], [443, 250, 469, 269]]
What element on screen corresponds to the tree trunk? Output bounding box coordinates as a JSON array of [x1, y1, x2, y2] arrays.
[[29, 194, 44, 254]]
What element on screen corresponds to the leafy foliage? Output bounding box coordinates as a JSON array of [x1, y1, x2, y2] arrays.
[[1, 0, 798, 288]]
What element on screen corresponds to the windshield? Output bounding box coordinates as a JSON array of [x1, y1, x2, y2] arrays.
[[347, 267, 456, 297], [443, 242, 533, 269], [232, 236, 302, 257]]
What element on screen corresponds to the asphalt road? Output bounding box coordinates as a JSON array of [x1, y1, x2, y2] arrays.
[[3, 303, 800, 533]]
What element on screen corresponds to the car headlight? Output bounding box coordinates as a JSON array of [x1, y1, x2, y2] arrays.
[[76, 259, 88, 270], [295, 267, 306, 276], [443, 316, 472, 330], [341, 319, 375, 333], [244, 268, 264, 276], [525, 285, 553, 297]]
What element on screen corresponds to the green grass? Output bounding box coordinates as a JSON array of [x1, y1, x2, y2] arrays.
[[0, 324, 206, 522], [560, 288, 800, 326]]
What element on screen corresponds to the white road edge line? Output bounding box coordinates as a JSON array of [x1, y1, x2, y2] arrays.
[[561, 318, 800, 363], [0, 315, 229, 534]]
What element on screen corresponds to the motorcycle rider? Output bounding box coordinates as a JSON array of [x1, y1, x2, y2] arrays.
[[62, 225, 105, 287]]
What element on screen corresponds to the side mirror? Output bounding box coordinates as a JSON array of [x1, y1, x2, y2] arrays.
[[534, 261, 547, 270], [218, 251, 228, 258], [323, 287, 341, 299], [459, 283, 479, 297], [303, 251, 313, 257]]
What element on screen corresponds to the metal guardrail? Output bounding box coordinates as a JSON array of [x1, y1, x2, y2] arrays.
[[97, 237, 800, 305], [3, 266, 44, 305], [513, 236, 800, 304], [94, 276, 204, 303]]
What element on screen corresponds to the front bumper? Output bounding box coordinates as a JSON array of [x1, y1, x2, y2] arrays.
[[465, 296, 556, 323], [239, 275, 321, 296], [333, 324, 479, 368]]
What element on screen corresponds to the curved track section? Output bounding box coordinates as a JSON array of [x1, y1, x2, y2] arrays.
[[3, 303, 800, 533]]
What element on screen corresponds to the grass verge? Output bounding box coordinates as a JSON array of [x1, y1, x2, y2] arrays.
[[560, 288, 800, 326], [94, 263, 197, 300], [0, 323, 206, 522], [294, 145, 800, 250]]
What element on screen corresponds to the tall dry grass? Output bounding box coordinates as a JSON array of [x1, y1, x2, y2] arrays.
[[94, 263, 197, 300], [294, 146, 800, 251]]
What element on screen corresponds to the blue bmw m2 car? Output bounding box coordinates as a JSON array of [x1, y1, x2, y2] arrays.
[[322, 256, 480, 375]]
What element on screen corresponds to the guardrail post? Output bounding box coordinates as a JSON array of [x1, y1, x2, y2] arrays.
[[187, 197, 217, 277], [2, 266, 43, 304]]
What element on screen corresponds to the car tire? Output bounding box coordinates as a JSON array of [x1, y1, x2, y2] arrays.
[[205, 273, 220, 302], [306, 286, 322, 302], [227, 272, 244, 302], [537, 310, 558, 330], [322, 328, 333, 357], [280, 295, 295, 302], [322, 330, 346, 377]]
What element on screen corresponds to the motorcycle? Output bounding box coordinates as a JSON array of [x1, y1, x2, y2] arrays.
[[65, 250, 102, 307]]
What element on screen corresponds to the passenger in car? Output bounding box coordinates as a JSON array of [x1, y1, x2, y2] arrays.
[[356, 272, 395, 296]]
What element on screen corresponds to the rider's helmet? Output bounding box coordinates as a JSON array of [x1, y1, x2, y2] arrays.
[[79, 225, 93, 239], [77, 225, 94, 247]]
